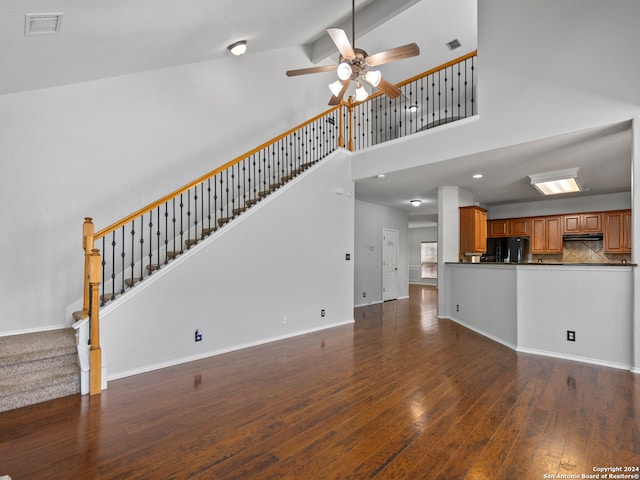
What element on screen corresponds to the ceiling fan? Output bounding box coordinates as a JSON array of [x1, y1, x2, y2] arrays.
[[286, 0, 420, 106]]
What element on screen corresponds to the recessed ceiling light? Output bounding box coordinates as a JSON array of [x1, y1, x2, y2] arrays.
[[472, 173, 483, 179], [377, 174, 385, 180]]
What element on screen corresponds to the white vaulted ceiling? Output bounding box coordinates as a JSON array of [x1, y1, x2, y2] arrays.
[[0, 0, 473, 95]]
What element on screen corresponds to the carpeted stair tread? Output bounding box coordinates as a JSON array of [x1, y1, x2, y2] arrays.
[[0, 371, 80, 412], [0, 329, 76, 367], [0, 329, 80, 413], [0, 361, 79, 398]]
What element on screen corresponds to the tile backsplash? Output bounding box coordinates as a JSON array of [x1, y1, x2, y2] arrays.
[[531, 240, 631, 264]]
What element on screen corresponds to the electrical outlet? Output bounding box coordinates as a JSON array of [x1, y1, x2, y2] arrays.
[[456, 304, 459, 312], [567, 330, 576, 342], [195, 330, 203, 342], [363, 292, 366, 298], [321, 309, 325, 317]]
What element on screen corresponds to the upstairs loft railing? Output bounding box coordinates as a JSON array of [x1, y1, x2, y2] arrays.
[[80, 50, 477, 394]]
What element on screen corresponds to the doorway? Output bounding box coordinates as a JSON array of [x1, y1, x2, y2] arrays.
[[382, 228, 398, 301]]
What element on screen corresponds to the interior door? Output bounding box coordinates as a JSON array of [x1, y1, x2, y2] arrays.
[[382, 228, 398, 301]]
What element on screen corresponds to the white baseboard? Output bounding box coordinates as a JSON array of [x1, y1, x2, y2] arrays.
[[443, 316, 517, 350], [354, 300, 383, 308], [444, 316, 634, 371], [107, 318, 355, 381], [516, 347, 632, 371], [0, 324, 68, 337]]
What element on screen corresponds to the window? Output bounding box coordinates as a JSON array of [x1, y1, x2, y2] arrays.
[[421, 242, 437, 279]]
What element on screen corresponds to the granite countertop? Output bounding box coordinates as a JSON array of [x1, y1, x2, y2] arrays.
[[449, 261, 636, 266]]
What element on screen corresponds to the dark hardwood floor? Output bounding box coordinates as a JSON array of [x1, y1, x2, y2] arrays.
[[1, 284, 638, 479]]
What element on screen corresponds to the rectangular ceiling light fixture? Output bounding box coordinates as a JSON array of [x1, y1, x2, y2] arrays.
[[25, 13, 63, 35], [529, 168, 582, 195]]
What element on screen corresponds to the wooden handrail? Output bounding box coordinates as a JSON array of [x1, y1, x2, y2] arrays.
[[94, 105, 341, 240]]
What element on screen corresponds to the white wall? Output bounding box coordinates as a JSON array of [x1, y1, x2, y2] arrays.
[[446, 264, 518, 348], [408, 226, 437, 285], [0, 46, 333, 335], [354, 200, 409, 306], [101, 152, 355, 379], [516, 265, 633, 369]]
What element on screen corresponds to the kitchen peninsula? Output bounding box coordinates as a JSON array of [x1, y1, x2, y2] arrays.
[[448, 206, 635, 371]]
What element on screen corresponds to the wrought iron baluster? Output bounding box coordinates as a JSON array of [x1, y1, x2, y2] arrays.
[[139, 216, 145, 280], [186, 189, 192, 248], [179, 194, 184, 254], [101, 237, 107, 306], [110, 232, 116, 301], [471, 57, 475, 115], [130, 221, 136, 284], [121, 226, 126, 294], [193, 185, 199, 240], [207, 179, 212, 233], [164, 203, 169, 264], [148, 211, 153, 274]]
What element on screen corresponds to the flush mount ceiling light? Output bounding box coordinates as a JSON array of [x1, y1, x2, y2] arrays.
[[407, 104, 419, 113], [529, 168, 582, 195], [410, 199, 422, 207], [472, 173, 483, 179], [227, 40, 247, 56]]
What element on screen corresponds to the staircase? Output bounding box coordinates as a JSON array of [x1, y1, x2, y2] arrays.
[[0, 329, 80, 412]]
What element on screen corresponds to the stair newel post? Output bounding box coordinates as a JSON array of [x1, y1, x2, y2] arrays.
[[89, 248, 103, 395], [347, 97, 355, 152], [82, 218, 95, 319]]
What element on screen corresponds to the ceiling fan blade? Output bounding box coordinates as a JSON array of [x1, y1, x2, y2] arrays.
[[328, 79, 351, 106], [286, 65, 337, 77], [366, 43, 420, 67], [376, 77, 401, 99], [327, 28, 356, 61]]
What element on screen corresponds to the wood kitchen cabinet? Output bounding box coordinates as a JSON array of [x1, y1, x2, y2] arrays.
[[460, 206, 487, 254], [531, 216, 563, 254], [509, 217, 531, 236], [487, 219, 508, 237], [487, 218, 530, 237], [563, 213, 602, 234], [604, 210, 632, 253]]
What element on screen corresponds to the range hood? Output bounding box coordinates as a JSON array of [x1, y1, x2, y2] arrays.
[[562, 232, 603, 241]]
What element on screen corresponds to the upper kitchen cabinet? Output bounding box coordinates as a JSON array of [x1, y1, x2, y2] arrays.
[[603, 210, 632, 253], [460, 206, 487, 254], [487, 218, 530, 237], [531, 216, 563, 254], [487, 219, 508, 237], [563, 213, 602, 234], [509, 218, 531, 236]]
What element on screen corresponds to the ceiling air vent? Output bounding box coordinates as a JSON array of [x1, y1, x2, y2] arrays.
[[446, 38, 462, 50], [25, 13, 63, 35]]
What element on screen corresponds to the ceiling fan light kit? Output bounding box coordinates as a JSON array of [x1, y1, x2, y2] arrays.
[[363, 70, 381, 87], [286, 0, 419, 105], [337, 62, 353, 81], [328, 80, 344, 97], [355, 81, 368, 101]]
